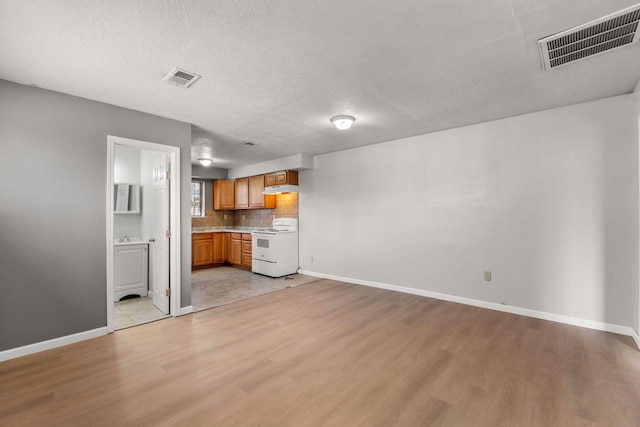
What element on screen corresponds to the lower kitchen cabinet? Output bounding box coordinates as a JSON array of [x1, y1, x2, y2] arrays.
[[229, 233, 242, 266], [241, 233, 252, 268], [212, 232, 225, 264], [192, 232, 227, 270], [192, 231, 252, 271], [192, 233, 214, 268]]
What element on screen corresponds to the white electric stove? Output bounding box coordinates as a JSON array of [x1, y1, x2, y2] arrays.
[[251, 218, 298, 277]]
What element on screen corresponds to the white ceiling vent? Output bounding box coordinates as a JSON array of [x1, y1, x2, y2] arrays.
[[163, 67, 201, 88], [538, 4, 640, 70]]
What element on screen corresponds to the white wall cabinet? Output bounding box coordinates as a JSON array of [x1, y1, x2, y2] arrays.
[[114, 243, 148, 301]]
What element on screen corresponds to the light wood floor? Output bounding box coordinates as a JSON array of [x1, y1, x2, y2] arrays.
[[2, 279, 640, 426]]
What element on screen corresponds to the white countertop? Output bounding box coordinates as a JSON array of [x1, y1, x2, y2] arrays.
[[114, 239, 148, 246], [191, 227, 257, 234]]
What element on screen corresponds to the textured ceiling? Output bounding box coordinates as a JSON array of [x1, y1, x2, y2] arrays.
[[2, 0, 640, 169]]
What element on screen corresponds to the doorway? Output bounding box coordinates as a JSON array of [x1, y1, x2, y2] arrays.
[[106, 135, 181, 333]]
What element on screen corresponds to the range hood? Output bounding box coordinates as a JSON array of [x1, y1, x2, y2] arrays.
[[261, 184, 299, 195]]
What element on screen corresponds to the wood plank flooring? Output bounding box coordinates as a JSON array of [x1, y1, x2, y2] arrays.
[[2, 279, 640, 426]]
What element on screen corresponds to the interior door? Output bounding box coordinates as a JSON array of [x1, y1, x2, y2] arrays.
[[151, 154, 170, 314]]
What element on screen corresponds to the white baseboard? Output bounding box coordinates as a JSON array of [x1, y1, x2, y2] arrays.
[[179, 305, 194, 316], [301, 270, 638, 342], [632, 329, 640, 350], [0, 327, 108, 363]]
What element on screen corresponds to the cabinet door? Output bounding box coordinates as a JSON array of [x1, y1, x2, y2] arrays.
[[249, 175, 276, 209], [249, 175, 266, 208], [230, 235, 242, 265], [241, 240, 252, 268], [192, 234, 214, 267], [274, 171, 288, 185], [264, 173, 276, 187], [224, 232, 231, 263], [114, 244, 149, 300], [212, 233, 225, 264], [213, 180, 235, 210], [273, 170, 298, 186], [235, 177, 249, 209]]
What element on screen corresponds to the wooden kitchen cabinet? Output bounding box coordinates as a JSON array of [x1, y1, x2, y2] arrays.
[[192, 233, 214, 268], [224, 232, 231, 263], [241, 233, 252, 268], [249, 175, 276, 209], [192, 232, 226, 269], [265, 170, 298, 186], [234, 177, 249, 209], [236, 175, 275, 210], [228, 232, 252, 270], [212, 232, 225, 264], [229, 233, 243, 265], [213, 179, 235, 210]]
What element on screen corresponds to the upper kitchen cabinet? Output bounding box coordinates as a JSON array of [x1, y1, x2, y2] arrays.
[[249, 175, 276, 209], [235, 175, 275, 210], [265, 170, 298, 187], [213, 179, 235, 210], [235, 177, 249, 209]]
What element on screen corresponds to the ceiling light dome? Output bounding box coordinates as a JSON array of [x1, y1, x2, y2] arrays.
[[198, 158, 213, 167], [330, 115, 355, 130]]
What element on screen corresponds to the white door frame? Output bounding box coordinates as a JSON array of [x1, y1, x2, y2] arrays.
[[106, 135, 182, 333]]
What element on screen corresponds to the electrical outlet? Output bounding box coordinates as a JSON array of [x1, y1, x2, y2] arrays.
[[242, 215, 246, 220], [484, 271, 492, 281], [224, 214, 227, 220], [311, 256, 314, 262]]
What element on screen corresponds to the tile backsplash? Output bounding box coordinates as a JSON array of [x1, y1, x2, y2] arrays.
[[191, 209, 234, 228], [192, 193, 298, 228]]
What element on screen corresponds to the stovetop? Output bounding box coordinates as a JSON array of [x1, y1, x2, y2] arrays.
[[253, 228, 296, 234]]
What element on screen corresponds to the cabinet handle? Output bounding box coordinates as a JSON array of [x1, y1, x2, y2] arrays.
[[149, 238, 155, 243]]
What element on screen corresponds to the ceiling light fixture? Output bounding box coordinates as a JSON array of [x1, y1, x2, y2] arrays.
[[330, 115, 355, 130], [198, 158, 213, 167]]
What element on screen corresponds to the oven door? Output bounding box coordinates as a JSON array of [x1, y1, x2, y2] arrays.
[[252, 233, 276, 263]]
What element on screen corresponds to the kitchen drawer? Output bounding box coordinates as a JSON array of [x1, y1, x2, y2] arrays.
[[192, 232, 213, 240], [242, 233, 252, 241]]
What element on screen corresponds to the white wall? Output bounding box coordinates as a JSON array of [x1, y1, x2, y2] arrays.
[[633, 89, 640, 335], [229, 153, 313, 179], [300, 94, 638, 328]]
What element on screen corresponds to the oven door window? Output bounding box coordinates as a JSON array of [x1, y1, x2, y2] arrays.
[[252, 234, 276, 262]]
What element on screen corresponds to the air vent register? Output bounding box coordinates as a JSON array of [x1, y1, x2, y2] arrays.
[[163, 67, 201, 88], [538, 4, 640, 70]]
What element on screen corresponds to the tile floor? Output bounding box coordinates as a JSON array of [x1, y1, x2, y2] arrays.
[[114, 297, 169, 330], [191, 266, 319, 312], [114, 268, 319, 330]]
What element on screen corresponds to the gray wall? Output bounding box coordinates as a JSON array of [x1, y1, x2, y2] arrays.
[[192, 165, 227, 212], [191, 164, 227, 180], [300, 94, 638, 328], [0, 80, 192, 351]]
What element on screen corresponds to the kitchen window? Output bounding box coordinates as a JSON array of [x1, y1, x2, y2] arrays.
[[191, 180, 205, 217]]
